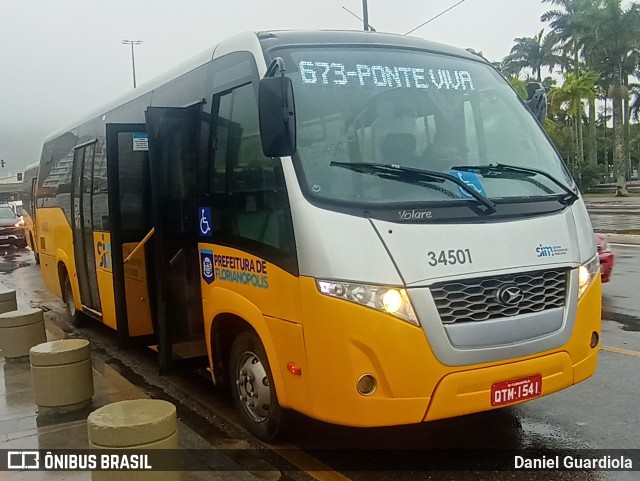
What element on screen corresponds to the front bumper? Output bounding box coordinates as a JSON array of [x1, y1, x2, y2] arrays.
[[0, 227, 25, 245], [283, 275, 601, 427]]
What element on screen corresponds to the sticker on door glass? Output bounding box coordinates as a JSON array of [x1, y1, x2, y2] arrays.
[[132, 133, 148, 152], [199, 207, 212, 237]]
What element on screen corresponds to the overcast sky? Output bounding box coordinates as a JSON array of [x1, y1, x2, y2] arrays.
[[0, 0, 553, 173]]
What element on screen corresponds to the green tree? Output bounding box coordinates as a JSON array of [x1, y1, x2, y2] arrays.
[[587, 0, 640, 195], [542, 0, 604, 172], [508, 76, 528, 99], [502, 30, 562, 81], [549, 71, 599, 179], [541, 0, 599, 73]]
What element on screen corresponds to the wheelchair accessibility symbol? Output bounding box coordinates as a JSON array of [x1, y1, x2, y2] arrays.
[[199, 207, 212, 237]]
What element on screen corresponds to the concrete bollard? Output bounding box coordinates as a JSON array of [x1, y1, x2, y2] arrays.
[[30, 339, 94, 410], [0, 286, 17, 314], [88, 399, 180, 481], [0, 308, 47, 359]]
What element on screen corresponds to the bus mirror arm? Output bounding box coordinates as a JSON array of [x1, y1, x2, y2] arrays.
[[264, 57, 286, 78], [259, 58, 297, 158]]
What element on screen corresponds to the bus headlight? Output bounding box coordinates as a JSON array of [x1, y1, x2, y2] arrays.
[[316, 280, 419, 326], [578, 254, 600, 298]]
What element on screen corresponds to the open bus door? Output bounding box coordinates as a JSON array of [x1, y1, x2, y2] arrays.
[[105, 124, 156, 345], [145, 103, 207, 373]]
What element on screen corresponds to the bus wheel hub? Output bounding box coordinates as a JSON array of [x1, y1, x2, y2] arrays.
[[237, 352, 270, 422]]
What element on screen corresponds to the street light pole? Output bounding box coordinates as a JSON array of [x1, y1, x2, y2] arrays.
[[122, 40, 143, 88]]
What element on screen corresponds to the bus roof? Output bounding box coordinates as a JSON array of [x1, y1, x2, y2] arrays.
[[44, 30, 483, 143], [23, 162, 39, 174], [257, 30, 481, 62]]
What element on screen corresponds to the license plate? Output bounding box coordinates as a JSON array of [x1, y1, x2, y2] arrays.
[[491, 374, 542, 406]]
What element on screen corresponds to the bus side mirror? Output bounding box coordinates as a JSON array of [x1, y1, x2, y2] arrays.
[[259, 75, 297, 158], [525, 82, 547, 125]]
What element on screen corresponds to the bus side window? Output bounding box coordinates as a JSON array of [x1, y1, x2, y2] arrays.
[[211, 83, 294, 256]]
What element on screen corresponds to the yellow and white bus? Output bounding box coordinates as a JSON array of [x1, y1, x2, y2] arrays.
[[21, 162, 40, 263], [36, 30, 601, 441]]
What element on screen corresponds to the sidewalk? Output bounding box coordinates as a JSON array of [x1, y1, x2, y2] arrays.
[[583, 195, 640, 238], [583, 195, 640, 214], [0, 301, 264, 480]]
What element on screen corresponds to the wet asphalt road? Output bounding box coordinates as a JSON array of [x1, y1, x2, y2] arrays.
[[0, 245, 638, 481], [590, 212, 640, 233]]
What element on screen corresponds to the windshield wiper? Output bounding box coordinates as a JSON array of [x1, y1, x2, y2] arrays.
[[451, 163, 579, 205], [330, 162, 497, 214]]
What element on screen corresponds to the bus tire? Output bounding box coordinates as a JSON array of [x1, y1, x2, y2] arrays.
[[229, 330, 285, 442], [30, 235, 39, 264], [63, 276, 84, 327]]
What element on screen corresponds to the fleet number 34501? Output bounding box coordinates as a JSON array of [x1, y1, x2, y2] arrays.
[[427, 249, 473, 267]]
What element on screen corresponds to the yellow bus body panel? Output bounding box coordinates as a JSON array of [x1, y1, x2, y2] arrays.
[[22, 211, 38, 254], [37, 210, 156, 337], [425, 277, 601, 421], [295, 275, 601, 427], [37, 207, 78, 305], [121, 242, 154, 337], [200, 241, 601, 427], [199, 243, 303, 408], [93, 231, 115, 328]]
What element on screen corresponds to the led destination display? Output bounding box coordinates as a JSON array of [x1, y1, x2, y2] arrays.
[[298, 60, 476, 90]]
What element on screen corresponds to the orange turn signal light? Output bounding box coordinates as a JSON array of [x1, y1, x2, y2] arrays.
[[287, 362, 302, 376]]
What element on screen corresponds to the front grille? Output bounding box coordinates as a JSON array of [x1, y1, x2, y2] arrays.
[[430, 268, 567, 324]]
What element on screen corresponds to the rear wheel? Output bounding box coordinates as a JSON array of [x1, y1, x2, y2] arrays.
[[63, 276, 84, 327], [229, 330, 286, 442]]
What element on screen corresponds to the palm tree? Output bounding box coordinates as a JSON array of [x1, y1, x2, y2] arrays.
[[587, 0, 640, 195], [542, 0, 604, 172], [541, 0, 602, 73], [502, 30, 561, 81], [549, 71, 599, 175]]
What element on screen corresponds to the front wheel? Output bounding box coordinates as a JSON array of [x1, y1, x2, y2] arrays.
[[63, 276, 84, 327], [229, 331, 286, 442]]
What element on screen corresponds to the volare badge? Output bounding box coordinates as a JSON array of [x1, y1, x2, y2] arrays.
[[200, 250, 214, 284]]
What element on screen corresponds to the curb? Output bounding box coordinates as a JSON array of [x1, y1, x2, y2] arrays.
[[587, 209, 640, 214], [601, 233, 640, 245]]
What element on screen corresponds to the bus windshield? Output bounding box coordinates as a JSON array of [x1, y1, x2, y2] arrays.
[[280, 46, 574, 207]]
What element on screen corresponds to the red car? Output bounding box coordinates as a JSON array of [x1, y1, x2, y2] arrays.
[[595, 234, 614, 283]]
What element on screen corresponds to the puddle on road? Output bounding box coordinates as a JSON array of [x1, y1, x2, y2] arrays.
[[603, 312, 640, 332], [0, 249, 32, 273], [518, 417, 590, 449]]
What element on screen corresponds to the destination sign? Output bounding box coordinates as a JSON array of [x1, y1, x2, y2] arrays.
[[298, 61, 476, 91]]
